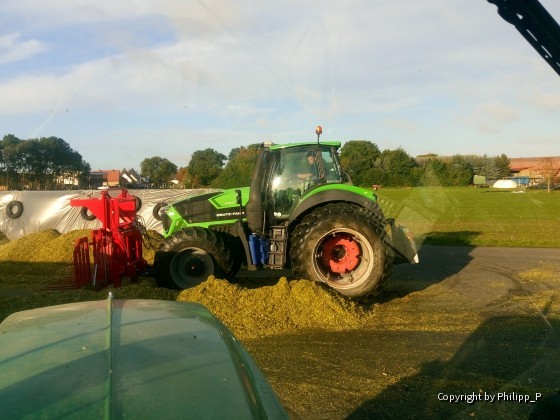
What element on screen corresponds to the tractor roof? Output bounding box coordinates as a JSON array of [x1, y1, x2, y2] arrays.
[[269, 141, 341, 150]]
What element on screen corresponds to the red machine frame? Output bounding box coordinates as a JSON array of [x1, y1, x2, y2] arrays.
[[70, 189, 147, 288]]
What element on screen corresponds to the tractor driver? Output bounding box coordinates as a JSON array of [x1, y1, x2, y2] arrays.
[[297, 150, 319, 180]]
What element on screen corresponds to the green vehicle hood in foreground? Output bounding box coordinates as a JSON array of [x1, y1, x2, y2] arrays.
[[0, 297, 287, 419]]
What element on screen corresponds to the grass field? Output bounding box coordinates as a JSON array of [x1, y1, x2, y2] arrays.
[[376, 187, 560, 248]]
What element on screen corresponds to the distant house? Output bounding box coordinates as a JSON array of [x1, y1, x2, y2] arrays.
[[87, 170, 119, 189], [509, 157, 560, 185], [87, 169, 144, 190], [86, 171, 104, 189], [106, 170, 121, 187]]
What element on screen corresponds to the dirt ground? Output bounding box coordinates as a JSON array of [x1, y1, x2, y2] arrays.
[[242, 245, 560, 419]]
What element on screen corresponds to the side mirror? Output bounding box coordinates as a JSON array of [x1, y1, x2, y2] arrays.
[[235, 189, 242, 205]]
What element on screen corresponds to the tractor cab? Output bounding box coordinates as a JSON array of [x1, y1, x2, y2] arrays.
[[263, 142, 346, 219]]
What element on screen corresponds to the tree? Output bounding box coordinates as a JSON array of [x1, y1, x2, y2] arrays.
[[339, 140, 381, 186], [213, 144, 260, 188], [187, 148, 226, 187], [447, 155, 474, 186], [176, 167, 193, 188], [537, 157, 560, 193], [375, 148, 418, 187], [31, 137, 90, 189], [140, 156, 178, 188], [494, 153, 511, 178], [0, 135, 89, 189], [0, 135, 23, 189], [469, 155, 500, 180], [418, 158, 448, 186]]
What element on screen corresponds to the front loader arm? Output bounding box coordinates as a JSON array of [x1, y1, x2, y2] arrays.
[[488, 0, 560, 77]]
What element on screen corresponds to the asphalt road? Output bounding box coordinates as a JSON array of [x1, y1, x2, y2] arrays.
[[244, 245, 560, 419]]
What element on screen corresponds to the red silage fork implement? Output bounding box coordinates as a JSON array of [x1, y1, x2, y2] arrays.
[[70, 189, 147, 289]]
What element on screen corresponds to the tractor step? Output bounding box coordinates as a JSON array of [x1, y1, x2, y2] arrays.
[[267, 226, 287, 269]]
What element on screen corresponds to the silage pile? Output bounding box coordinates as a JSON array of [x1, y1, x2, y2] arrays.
[[0, 231, 8, 245], [0, 229, 90, 263], [0, 229, 163, 265], [177, 276, 374, 340], [1, 229, 375, 340]]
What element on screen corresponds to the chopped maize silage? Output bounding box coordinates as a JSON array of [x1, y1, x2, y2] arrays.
[[177, 276, 374, 340], [1, 229, 376, 340], [0, 231, 8, 245], [0, 229, 163, 265], [141, 230, 164, 265], [518, 265, 560, 282], [0, 230, 67, 262]]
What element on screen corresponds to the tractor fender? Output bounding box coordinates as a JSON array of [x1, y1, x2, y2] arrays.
[[288, 189, 386, 226]]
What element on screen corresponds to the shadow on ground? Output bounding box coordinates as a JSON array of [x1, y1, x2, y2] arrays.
[[233, 244, 477, 304], [347, 314, 560, 419], [374, 244, 475, 302]]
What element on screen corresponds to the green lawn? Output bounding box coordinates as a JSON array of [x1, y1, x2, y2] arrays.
[[375, 187, 560, 248]]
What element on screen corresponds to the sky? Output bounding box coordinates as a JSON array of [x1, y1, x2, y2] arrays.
[[0, 0, 559, 170]]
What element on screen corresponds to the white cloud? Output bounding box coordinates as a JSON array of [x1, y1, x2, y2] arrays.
[[479, 102, 520, 124], [536, 94, 560, 111], [0, 32, 48, 64], [0, 0, 152, 25]]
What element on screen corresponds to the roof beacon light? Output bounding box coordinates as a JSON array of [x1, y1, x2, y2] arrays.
[[315, 125, 322, 144]]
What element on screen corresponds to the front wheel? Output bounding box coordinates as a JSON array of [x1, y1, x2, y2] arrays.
[[154, 227, 236, 289], [290, 203, 393, 299]]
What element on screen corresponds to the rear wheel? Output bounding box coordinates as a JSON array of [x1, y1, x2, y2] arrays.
[[154, 227, 236, 289], [290, 203, 393, 299]]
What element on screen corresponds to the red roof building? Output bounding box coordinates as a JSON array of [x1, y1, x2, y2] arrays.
[[509, 157, 560, 183]]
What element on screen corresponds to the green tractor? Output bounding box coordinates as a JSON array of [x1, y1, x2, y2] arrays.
[[154, 127, 418, 299]]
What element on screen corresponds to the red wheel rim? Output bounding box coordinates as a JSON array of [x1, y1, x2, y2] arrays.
[[320, 234, 361, 274]]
